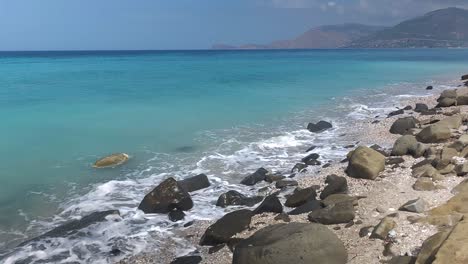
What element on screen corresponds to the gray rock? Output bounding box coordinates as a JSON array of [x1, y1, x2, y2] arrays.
[[170, 255, 202, 264], [414, 103, 429, 113], [321, 194, 358, 207], [288, 200, 322, 215], [138, 178, 193, 214], [413, 178, 436, 191], [233, 223, 348, 264], [285, 187, 317, 208], [275, 179, 298, 189], [399, 198, 427, 213], [241, 168, 269, 186], [307, 121, 333, 133], [216, 190, 263, 208], [370, 217, 396, 240], [308, 201, 355, 225], [416, 124, 452, 143], [253, 194, 283, 215], [291, 163, 307, 173], [391, 135, 418, 156], [388, 109, 404, 117], [390, 117, 419, 135], [346, 146, 386, 180], [178, 174, 210, 192], [200, 209, 253, 246], [320, 174, 348, 200]]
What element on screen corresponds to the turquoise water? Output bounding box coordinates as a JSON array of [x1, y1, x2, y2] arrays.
[[1, 49, 468, 262]]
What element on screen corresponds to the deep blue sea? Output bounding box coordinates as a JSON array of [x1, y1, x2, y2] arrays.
[[1, 49, 468, 263]]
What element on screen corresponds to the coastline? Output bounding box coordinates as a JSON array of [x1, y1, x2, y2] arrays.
[[118, 77, 468, 264]]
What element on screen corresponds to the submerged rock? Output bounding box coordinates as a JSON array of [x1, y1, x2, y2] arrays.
[[20, 210, 120, 246], [233, 223, 347, 264], [307, 120, 333, 133], [93, 153, 129, 168], [200, 209, 253, 246], [138, 178, 193, 214], [216, 190, 263, 208], [346, 146, 386, 180]]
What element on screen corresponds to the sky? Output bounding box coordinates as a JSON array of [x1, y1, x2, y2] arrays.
[[0, 0, 468, 50]]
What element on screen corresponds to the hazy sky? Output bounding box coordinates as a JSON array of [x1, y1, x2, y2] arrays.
[[1, 0, 468, 50]]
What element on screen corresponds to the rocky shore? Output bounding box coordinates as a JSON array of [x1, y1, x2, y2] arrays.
[[13, 76, 468, 264], [124, 76, 468, 264]]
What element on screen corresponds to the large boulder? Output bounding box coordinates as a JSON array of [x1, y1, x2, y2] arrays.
[[233, 223, 347, 264], [416, 124, 452, 143], [241, 168, 269, 186], [200, 209, 253, 246], [307, 121, 333, 133], [414, 103, 429, 113], [138, 178, 193, 214], [216, 190, 263, 208], [178, 174, 210, 192], [93, 153, 129, 168], [346, 146, 386, 180], [437, 115, 463, 129], [390, 117, 419, 135]]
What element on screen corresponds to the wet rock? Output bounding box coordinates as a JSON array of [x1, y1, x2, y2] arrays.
[[240, 168, 269, 186], [168, 210, 185, 222], [93, 153, 129, 168], [413, 178, 436, 191], [307, 120, 333, 133], [20, 210, 120, 245], [416, 124, 451, 143], [288, 200, 322, 215], [320, 174, 348, 200], [253, 194, 283, 215], [200, 210, 253, 246], [233, 223, 347, 264], [285, 187, 317, 207], [399, 198, 427, 213], [414, 103, 429, 113], [426, 86, 433, 90], [346, 146, 386, 180], [291, 163, 307, 173], [370, 217, 396, 240], [302, 153, 321, 166], [265, 174, 286, 183], [462, 74, 468, 81], [404, 105, 413, 110], [308, 201, 355, 225], [388, 109, 404, 117], [305, 145, 317, 152], [170, 255, 203, 264], [216, 190, 263, 208], [178, 174, 210, 192], [390, 117, 419, 135], [138, 178, 193, 214], [275, 179, 298, 189]]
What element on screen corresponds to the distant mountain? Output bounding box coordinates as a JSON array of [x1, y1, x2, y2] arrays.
[[347, 7, 468, 48], [212, 24, 386, 50]]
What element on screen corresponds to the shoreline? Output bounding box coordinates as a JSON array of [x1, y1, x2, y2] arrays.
[[119, 76, 468, 264], [4, 73, 468, 264]]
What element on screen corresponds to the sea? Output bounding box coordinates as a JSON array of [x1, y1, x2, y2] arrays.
[[1, 49, 468, 263]]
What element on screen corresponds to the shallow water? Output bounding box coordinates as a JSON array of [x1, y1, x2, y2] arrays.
[[1, 49, 468, 263]]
